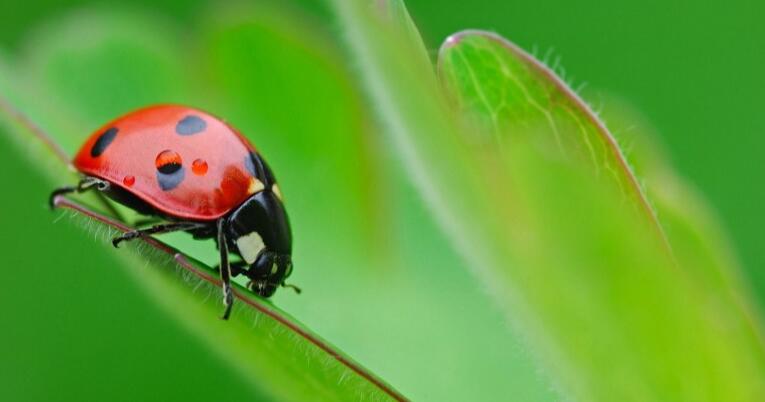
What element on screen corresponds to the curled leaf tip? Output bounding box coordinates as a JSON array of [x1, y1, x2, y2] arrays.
[[441, 33, 462, 49]]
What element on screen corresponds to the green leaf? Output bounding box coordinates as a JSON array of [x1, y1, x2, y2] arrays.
[[331, 1, 765, 400], [373, 0, 431, 64], [197, 5, 554, 401], [601, 96, 765, 361], [437, 30, 667, 248], [601, 96, 748, 282], [494, 141, 765, 401], [0, 9, 406, 401], [51, 196, 405, 402]]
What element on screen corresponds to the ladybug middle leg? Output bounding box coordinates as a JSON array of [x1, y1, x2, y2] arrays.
[[111, 221, 207, 248], [112, 219, 234, 319], [132, 217, 164, 227], [217, 218, 234, 320]]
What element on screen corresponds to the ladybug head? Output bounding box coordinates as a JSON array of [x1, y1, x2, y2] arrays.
[[248, 252, 294, 297], [226, 190, 294, 298]]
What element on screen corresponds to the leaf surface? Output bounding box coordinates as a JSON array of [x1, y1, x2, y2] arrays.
[[331, 2, 765, 400]]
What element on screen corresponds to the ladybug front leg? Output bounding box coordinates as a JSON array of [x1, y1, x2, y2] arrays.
[[49, 176, 110, 208], [216, 260, 247, 277], [50, 176, 125, 221], [217, 218, 234, 320]]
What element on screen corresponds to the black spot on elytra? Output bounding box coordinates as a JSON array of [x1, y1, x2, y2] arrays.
[[157, 168, 185, 191], [245, 152, 275, 186], [90, 127, 118, 157], [175, 115, 206, 136]]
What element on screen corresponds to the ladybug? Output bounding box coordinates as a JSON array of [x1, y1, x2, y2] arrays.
[[50, 104, 298, 319]]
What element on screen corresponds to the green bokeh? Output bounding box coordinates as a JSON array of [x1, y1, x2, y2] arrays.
[[1, 1, 763, 401]]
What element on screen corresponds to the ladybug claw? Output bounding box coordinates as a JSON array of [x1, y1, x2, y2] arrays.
[[220, 305, 232, 320], [49, 186, 77, 210], [221, 288, 234, 320], [112, 237, 123, 248]]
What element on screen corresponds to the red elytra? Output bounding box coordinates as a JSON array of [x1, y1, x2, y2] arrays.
[[73, 104, 260, 221]]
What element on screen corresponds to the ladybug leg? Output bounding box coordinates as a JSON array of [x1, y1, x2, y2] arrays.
[[49, 185, 77, 208], [49, 176, 110, 208], [210, 260, 246, 298], [133, 217, 163, 228], [51, 176, 125, 221], [111, 221, 205, 248], [217, 261, 247, 277], [93, 191, 125, 223], [217, 218, 234, 320]]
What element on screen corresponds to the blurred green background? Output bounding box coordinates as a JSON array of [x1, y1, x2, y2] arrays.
[[1, 1, 762, 401]]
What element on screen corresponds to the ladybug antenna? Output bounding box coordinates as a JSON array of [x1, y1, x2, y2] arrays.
[[281, 282, 302, 294]]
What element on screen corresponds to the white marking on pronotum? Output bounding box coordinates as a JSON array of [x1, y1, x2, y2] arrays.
[[236, 231, 265, 264], [271, 183, 283, 200], [247, 177, 265, 195]]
